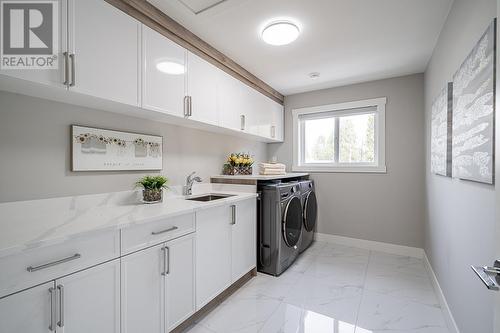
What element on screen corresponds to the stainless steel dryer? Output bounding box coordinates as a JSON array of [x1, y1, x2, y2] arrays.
[[258, 182, 302, 276], [299, 180, 317, 253]]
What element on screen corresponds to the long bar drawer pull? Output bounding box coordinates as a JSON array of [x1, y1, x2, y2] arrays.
[[48, 287, 56, 331], [57, 285, 64, 327], [151, 226, 178, 235], [27, 253, 82, 272]]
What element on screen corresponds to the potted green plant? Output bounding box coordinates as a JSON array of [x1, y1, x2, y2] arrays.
[[135, 175, 169, 203]]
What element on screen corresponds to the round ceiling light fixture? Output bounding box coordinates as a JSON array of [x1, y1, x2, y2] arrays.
[[261, 20, 300, 46], [156, 60, 185, 75]]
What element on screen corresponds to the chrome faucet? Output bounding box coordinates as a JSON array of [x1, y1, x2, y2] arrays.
[[183, 172, 202, 196]]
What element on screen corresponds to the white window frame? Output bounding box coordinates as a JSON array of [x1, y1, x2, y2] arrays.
[[292, 97, 387, 173]]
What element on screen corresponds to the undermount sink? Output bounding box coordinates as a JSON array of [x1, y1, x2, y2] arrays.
[[185, 194, 235, 202]]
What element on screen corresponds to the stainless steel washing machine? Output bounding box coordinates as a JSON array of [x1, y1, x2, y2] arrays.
[[299, 180, 317, 253], [258, 182, 302, 276]]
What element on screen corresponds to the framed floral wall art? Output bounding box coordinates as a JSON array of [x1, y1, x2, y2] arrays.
[[71, 125, 163, 171]]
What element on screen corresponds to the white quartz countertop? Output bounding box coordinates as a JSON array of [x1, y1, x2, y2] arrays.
[[0, 184, 257, 258], [211, 172, 309, 181]]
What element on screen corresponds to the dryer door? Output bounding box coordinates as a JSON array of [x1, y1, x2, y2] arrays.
[[282, 196, 302, 247], [304, 191, 318, 232]]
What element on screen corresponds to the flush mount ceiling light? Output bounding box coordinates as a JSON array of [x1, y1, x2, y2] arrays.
[[261, 20, 300, 46], [156, 60, 185, 75]]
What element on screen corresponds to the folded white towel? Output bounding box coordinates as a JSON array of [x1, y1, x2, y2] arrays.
[[259, 169, 287, 175], [258, 162, 286, 170]]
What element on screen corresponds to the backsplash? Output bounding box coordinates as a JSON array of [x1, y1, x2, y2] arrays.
[[0, 91, 267, 203]]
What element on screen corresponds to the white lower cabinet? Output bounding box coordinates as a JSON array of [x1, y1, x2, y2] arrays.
[[165, 234, 196, 331], [231, 199, 257, 282], [196, 198, 257, 308], [195, 205, 232, 309], [121, 233, 195, 333], [0, 201, 256, 333], [121, 243, 165, 333], [0, 259, 120, 333], [0, 281, 54, 333], [56, 259, 121, 333]]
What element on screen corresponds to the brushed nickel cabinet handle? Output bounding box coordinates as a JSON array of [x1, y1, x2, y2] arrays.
[[57, 285, 64, 327], [63, 52, 69, 86], [151, 226, 178, 236], [271, 126, 276, 138], [69, 53, 75, 87], [188, 96, 192, 117], [49, 287, 56, 331], [27, 253, 81, 272], [184, 96, 190, 117], [161, 246, 169, 276], [240, 115, 245, 131], [166, 246, 170, 274], [230, 205, 236, 225]]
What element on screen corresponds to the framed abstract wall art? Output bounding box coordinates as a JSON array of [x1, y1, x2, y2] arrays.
[[431, 82, 453, 177], [452, 19, 496, 184], [71, 125, 163, 171]]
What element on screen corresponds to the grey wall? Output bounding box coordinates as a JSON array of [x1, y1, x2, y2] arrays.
[[424, 1, 496, 332], [0, 91, 267, 203], [269, 74, 426, 248]]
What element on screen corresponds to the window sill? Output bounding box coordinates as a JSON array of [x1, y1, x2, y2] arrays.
[[292, 165, 387, 174]]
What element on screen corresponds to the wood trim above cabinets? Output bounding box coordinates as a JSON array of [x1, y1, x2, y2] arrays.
[[104, 0, 285, 105]]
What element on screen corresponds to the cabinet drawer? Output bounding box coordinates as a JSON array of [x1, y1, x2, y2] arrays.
[[121, 213, 195, 255], [0, 229, 120, 298]]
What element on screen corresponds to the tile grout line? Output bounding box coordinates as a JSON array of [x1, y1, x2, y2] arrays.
[[352, 249, 372, 333]]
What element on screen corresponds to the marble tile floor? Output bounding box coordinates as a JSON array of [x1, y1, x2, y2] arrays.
[[184, 241, 449, 333]]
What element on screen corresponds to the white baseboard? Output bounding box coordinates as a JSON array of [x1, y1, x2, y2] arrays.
[[314, 233, 424, 258], [424, 253, 460, 333]]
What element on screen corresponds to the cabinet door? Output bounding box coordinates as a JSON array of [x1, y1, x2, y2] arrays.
[[195, 205, 232, 308], [165, 234, 195, 331], [187, 52, 218, 125], [217, 70, 244, 131], [240, 84, 262, 135], [121, 244, 164, 333], [68, 0, 139, 105], [56, 259, 120, 333], [231, 198, 257, 282], [270, 100, 284, 141], [0, 0, 67, 88], [0, 281, 55, 333], [142, 25, 186, 117]]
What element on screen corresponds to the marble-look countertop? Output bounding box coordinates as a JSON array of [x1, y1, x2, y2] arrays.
[[211, 172, 309, 181], [0, 184, 257, 258]]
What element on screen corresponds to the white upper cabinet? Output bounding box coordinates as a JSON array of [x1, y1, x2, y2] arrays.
[[270, 99, 284, 141], [0, 0, 67, 88], [217, 70, 244, 132], [142, 25, 186, 117], [0, 0, 283, 142], [68, 0, 140, 106], [187, 52, 219, 125]]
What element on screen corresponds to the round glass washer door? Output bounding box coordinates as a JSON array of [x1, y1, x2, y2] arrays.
[[303, 191, 317, 232], [282, 196, 302, 247]]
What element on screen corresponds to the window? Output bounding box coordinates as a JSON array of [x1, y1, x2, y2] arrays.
[[293, 97, 386, 173]]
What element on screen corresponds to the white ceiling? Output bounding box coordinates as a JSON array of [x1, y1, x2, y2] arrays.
[[148, 0, 453, 95]]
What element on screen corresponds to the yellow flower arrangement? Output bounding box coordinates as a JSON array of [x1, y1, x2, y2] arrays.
[[223, 152, 254, 175]]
